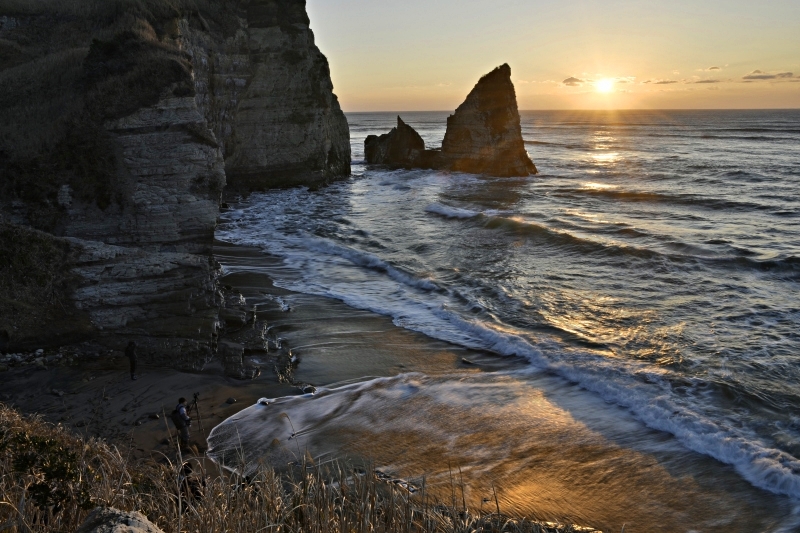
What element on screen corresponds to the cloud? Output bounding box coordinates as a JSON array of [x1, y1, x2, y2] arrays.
[[742, 70, 794, 80], [562, 77, 585, 86], [697, 66, 722, 72], [708, 66, 721, 71], [643, 79, 678, 85], [692, 79, 721, 84]]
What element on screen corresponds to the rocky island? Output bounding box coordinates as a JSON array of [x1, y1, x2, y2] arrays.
[[364, 64, 537, 176]]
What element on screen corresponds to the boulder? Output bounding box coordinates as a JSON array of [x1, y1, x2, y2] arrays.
[[363, 64, 537, 177], [76, 507, 164, 533], [365, 116, 426, 168]]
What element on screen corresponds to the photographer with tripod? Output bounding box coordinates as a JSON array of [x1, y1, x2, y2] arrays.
[[172, 397, 192, 449], [171, 393, 204, 451]]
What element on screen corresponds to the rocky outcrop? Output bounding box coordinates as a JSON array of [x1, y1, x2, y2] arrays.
[[0, 1, 350, 372], [182, 0, 351, 190], [364, 64, 536, 177], [441, 64, 536, 176], [1, 94, 225, 369], [76, 507, 165, 533], [364, 116, 425, 168]]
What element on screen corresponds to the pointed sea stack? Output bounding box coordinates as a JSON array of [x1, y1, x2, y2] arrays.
[[363, 64, 536, 176], [364, 116, 426, 168], [441, 64, 536, 176]]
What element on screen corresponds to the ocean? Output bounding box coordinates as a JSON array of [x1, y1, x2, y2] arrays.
[[212, 110, 800, 531]]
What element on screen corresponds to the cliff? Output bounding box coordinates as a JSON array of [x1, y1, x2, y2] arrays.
[[364, 64, 536, 177], [0, 0, 350, 373], [188, 0, 351, 190]]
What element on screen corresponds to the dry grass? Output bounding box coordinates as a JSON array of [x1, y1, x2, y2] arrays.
[[0, 404, 596, 533]]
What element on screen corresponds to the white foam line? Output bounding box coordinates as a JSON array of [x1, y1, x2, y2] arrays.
[[216, 189, 800, 500]]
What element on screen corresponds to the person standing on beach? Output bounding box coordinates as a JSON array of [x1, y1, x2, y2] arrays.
[[125, 341, 137, 380], [174, 397, 191, 449]]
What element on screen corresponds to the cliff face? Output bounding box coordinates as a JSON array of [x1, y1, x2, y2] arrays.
[[364, 64, 536, 177], [0, 0, 350, 371], [183, 0, 351, 190]]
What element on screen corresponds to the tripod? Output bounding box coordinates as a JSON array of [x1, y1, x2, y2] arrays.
[[188, 392, 206, 441]]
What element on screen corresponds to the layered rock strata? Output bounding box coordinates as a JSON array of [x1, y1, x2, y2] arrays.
[[183, 0, 351, 190], [364, 64, 536, 176], [0, 1, 350, 373]]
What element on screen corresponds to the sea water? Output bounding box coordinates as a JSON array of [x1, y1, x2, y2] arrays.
[[212, 110, 800, 531]]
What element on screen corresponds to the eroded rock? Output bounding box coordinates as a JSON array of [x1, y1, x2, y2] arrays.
[[185, 2, 351, 190], [364, 116, 426, 168], [441, 64, 536, 176], [0, 1, 351, 374], [364, 64, 537, 177], [76, 507, 164, 533]]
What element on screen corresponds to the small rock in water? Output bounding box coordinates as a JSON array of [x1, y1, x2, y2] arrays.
[[35, 348, 44, 356], [148, 413, 160, 420], [226, 397, 237, 404]]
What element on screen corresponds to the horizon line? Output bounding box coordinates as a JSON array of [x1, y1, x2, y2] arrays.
[[343, 107, 800, 113]]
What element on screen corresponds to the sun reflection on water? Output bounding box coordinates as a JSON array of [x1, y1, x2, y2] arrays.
[[580, 182, 617, 190], [591, 152, 620, 164]]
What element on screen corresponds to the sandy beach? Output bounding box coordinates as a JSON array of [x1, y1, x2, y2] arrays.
[[3, 238, 793, 532], [0, 239, 518, 463]]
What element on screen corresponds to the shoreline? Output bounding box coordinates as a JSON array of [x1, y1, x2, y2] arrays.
[[0, 238, 792, 531], [0, 239, 519, 462]]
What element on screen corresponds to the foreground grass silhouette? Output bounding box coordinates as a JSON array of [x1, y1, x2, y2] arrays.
[[0, 404, 597, 533]]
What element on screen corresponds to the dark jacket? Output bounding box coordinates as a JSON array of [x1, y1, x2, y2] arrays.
[[125, 343, 137, 361]]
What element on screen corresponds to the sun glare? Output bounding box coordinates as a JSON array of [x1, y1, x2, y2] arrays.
[[596, 79, 614, 93]]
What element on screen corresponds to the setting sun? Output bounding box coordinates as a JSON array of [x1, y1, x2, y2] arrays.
[[595, 79, 615, 93]]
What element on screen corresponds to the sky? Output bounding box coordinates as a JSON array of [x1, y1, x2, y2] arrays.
[[305, 0, 800, 111]]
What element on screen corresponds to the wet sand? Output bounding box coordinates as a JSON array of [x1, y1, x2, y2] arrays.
[[0, 240, 519, 461], [2, 240, 794, 532]]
